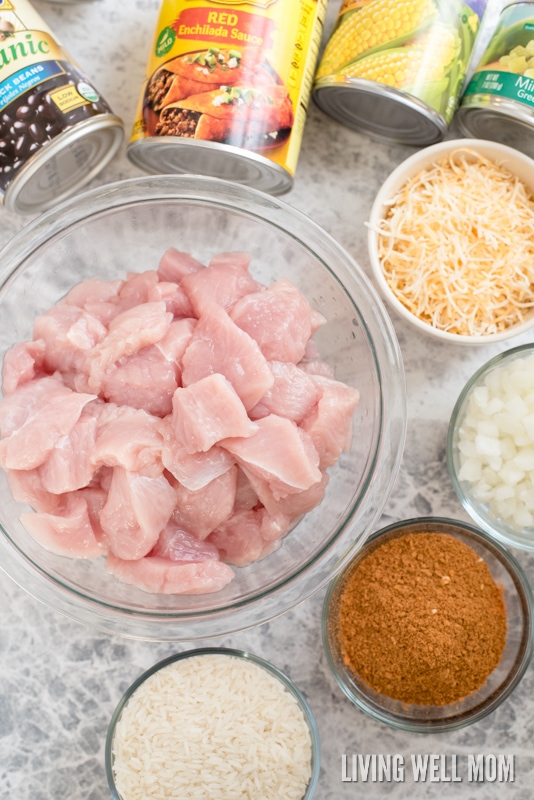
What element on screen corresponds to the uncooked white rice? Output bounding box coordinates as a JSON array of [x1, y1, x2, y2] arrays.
[[111, 653, 313, 800]]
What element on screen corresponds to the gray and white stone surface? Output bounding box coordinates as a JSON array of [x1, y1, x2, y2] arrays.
[[2, 1, 534, 798]]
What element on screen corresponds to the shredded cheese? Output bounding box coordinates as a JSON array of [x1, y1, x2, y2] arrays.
[[372, 148, 534, 336]]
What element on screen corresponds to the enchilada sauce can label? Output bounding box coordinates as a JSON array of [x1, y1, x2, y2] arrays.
[[461, 2, 534, 111], [314, 0, 487, 140], [128, 0, 327, 194], [0, 0, 123, 214]]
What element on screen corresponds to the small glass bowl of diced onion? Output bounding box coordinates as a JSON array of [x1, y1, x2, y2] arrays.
[[447, 344, 534, 551]]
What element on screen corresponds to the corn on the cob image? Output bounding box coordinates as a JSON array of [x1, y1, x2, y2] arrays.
[[338, 23, 459, 90], [316, 0, 437, 78]]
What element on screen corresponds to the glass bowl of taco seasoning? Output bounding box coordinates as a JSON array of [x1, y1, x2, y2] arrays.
[[322, 517, 533, 733]]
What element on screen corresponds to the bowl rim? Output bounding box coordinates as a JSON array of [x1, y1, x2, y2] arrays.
[[447, 342, 534, 550], [367, 138, 534, 345], [0, 173, 407, 640], [322, 515, 534, 733], [104, 646, 321, 800]]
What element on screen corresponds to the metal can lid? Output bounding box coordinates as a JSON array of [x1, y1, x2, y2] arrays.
[[4, 115, 124, 216], [127, 137, 293, 197], [313, 77, 447, 146], [456, 102, 534, 160]]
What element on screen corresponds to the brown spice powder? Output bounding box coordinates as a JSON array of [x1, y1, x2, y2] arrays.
[[338, 532, 507, 706]]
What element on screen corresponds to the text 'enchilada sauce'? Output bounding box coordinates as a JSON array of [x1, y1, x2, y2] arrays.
[[128, 0, 327, 194]]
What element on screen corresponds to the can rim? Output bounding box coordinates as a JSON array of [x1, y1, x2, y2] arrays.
[[4, 114, 124, 216], [127, 135, 293, 196]]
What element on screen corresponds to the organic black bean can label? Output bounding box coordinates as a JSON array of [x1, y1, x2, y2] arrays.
[[128, 0, 327, 195], [0, 0, 123, 214]]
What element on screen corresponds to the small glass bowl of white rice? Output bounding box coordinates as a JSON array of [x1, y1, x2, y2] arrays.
[[448, 343, 534, 550], [105, 647, 320, 800]]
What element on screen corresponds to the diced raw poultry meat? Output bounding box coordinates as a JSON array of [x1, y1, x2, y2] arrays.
[[157, 247, 204, 282], [99, 467, 176, 560], [92, 405, 164, 477], [172, 373, 258, 454], [230, 278, 326, 363], [0, 376, 96, 470], [61, 278, 123, 308], [233, 467, 259, 510], [243, 466, 329, 518], [85, 301, 172, 391], [208, 251, 251, 271], [33, 305, 107, 373], [6, 468, 64, 514], [301, 376, 360, 468], [20, 494, 102, 558], [155, 318, 196, 375], [2, 339, 46, 395], [37, 408, 98, 494], [160, 418, 235, 490], [101, 346, 178, 417], [74, 485, 109, 549], [181, 259, 260, 316], [221, 414, 321, 500], [172, 466, 237, 540], [249, 361, 319, 423], [118, 270, 159, 307], [181, 303, 274, 410], [298, 359, 336, 378], [207, 508, 286, 566], [106, 552, 234, 594], [147, 281, 195, 318], [150, 520, 221, 561]]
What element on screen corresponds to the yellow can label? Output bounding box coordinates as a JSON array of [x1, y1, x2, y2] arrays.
[[131, 0, 327, 177]]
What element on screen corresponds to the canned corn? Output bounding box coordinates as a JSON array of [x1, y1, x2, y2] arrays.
[[313, 0, 488, 145], [458, 2, 534, 156]]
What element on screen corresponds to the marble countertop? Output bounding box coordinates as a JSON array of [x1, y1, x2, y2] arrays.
[[2, 1, 534, 798]]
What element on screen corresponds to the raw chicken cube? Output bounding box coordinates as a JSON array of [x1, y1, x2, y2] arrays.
[[249, 361, 319, 423], [160, 418, 235, 490], [230, 278, 326, 363], [99, 467, 176, 560], [172, 466, 237, 539], [208, 508, 287, 566], [157, 248, 204, 282], [181, 303, 274, 410], [221, 414, 322, 500], [301, 375, 360, 468], [85, 301, 172, 391], [92, 405, 164, 477], [2, 339, 46, 395], [33, 305, 107, 374], [171, 373, 258, 454], [181, 259, 260, 316], [101, 346, 178, 417], [106, 552, 234, 594], [0, 376, 96, 470], [20, 495, 102, 558]]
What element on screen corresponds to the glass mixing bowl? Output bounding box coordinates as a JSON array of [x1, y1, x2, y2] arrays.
[[0, 175, 406, 640]]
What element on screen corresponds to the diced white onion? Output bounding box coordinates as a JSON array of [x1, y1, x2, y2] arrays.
[[456, 351, 534, 532]]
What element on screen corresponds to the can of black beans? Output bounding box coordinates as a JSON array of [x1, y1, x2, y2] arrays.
[[0, 0, 124, 214]]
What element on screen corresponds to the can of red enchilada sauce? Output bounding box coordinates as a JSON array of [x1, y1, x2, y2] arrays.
[[128, 0, 327, 195], [313, 0, 488, 146], [457, 2, 534, 157], [0, 0, 123, 215]]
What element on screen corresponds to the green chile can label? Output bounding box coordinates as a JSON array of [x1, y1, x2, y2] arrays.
[[462, 2, 534, 109]]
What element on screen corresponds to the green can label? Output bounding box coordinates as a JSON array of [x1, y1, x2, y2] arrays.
[[463, 2, 534, 109]]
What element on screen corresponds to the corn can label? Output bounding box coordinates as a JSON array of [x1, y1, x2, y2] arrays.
[[463, 2, 534, 109], [130, 0, 326, 178], [315, 0, 487, 124], [0, 0, 117, 201]]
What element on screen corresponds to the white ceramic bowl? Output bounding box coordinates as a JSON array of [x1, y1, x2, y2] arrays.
[[367, 138, 534, 345]]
